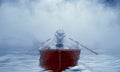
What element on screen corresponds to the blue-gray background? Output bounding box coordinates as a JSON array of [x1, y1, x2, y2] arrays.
[[0, 0, 120, 57], [0, 0, 120, 72]]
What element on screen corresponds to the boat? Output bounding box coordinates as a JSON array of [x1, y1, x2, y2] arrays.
[[40, 49, 80, 72], [39, 29, 97, 72]]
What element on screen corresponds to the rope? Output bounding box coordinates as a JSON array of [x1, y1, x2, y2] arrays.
[[56, 50, 62, 72]]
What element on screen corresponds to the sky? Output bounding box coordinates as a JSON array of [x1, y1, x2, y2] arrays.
[[0, 0, 120, 57]]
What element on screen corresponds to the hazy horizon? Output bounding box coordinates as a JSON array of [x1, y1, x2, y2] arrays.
[[0, 0, 120, 57]]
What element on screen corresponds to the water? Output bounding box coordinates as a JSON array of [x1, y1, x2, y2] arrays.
[[0, 54, 120, 72]]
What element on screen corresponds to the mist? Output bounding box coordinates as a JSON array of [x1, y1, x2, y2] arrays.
[[0, 0, 120, 57]]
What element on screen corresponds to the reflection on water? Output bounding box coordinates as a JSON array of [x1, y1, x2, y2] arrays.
[[0, 54, 120, 72]]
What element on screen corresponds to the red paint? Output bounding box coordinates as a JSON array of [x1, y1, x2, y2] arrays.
[[39, 49, 80, 72]]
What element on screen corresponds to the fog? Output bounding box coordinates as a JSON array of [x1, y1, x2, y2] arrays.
[[0, 0, 120, 57]]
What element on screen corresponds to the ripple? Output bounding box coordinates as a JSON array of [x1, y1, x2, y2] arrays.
[[0, 54, 120, 72]]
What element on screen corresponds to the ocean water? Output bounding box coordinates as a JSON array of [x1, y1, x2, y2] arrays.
[[0, 54, 120, 72]]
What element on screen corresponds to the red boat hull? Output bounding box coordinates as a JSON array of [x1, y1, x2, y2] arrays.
[[39, 49, 81, 72]]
